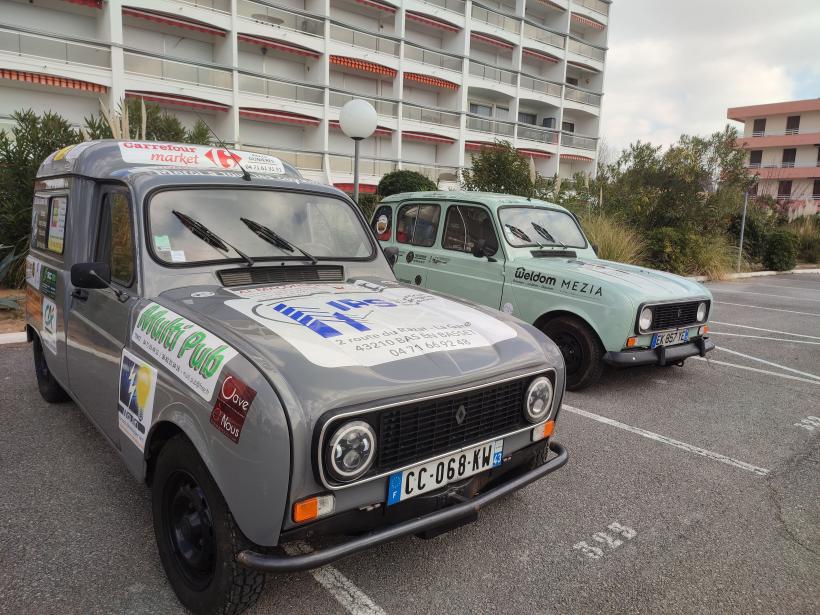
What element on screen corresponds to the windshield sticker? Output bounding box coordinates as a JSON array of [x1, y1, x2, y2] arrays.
[[224, 280, 517, 368], [118, 142, 286, 174], [132, 303, 238, 401], [210, 373, 256, 444], [118, 349, 158, 452], [514, 267, 603, 298], [47, 197, 66, 253], [154, 235, 171, 252], [41, 297, 58, 354], [170, 250, 186, 263]]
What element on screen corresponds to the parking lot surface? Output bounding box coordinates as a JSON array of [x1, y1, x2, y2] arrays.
[[1, 273, 818, 614]]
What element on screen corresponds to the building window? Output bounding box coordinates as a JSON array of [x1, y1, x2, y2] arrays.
[[496, 106, 509, 120], [469, 103, 493, 117], [785, 116, 800, 135], [813, 179, 820, 200], [777, 180, 792, 200], [781, 148, 796, 168], [566, 76, 579, 86], [749, 150, 762, 168], [752, 118, 766, 136], [518, 112, 537, 125], [562, 121, 575, 133]]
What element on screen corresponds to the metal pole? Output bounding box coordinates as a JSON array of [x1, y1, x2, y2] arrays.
[[353, 138, 361, 204], [737, 190, 748, 272]]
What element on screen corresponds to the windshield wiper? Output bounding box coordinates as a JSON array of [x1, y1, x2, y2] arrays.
[[172, 210, 254, 267], [505, 223, 546, 249], [531, 222, 568, 249], [240, 217, 318, 265]]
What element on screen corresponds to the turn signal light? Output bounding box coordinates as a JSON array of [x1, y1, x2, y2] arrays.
[[699, 325, 709, 335], [292, 494, 335, 524], [532, 419, 555, 442], [626, 337, 638, 348]]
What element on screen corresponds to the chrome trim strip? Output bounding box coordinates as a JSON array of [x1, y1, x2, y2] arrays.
[[317, 367, 556, 491]]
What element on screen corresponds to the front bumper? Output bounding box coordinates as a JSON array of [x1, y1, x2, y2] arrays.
[[237, 440, 567, 573], [603, 336, 715, 368]]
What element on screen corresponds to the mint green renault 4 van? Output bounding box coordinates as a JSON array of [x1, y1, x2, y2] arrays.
[[373, 192, 714, 390]]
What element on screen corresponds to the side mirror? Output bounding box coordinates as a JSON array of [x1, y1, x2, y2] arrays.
[[71, 262, 111, 289], [383, 246, 398, 269], [471, 239, 486, 258]]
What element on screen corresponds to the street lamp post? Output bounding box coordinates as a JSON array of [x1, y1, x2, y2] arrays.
[[339, 99, 378, 203]]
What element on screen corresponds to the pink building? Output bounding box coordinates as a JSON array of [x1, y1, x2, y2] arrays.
[[727, 98, 820, 219]]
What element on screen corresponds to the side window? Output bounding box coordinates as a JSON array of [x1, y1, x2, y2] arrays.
[[396, 203, 440, 247], [96, 192, 135, 287], [442, 205, 499, 256], [371, 205, 392, 241], [30, 194, 67, 254]]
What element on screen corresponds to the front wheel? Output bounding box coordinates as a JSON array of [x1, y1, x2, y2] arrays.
[[152, 436, 265, 615], [541, 316, 604, 391], [32, 334, 70, 403]]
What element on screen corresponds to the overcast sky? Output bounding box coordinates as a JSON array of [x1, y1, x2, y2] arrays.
[[600, 0, 820, 153]]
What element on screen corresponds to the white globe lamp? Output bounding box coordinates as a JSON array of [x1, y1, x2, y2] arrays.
[[339, 99, 377, 202]]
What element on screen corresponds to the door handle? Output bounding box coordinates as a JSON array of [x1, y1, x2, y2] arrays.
[[431, 257, 449, 264]]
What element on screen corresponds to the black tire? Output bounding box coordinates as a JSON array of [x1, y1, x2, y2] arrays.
[[32, 334, 70, 403], [152, 436, 265, 615], [541, 316, 604, 391]]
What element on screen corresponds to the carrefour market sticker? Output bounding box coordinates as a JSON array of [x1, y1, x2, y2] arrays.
[[41, 297, 57, 354], [117, 142, 285, 174], [132, 303, 238, 401], [224, 280, 517, 368], [118, 349, 158, 452]]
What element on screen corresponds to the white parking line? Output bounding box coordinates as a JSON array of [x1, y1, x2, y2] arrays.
[[692, 357, 820, 386], [711, 321, 820, 340], [748, 283, 820, 293], [714, 347, 820, 381], [283, 542, 386, 615], [711, 289, 820, 303], [562, 405, 770, 476], [709, 331, 820, 345], [715, 301, 819, 317]]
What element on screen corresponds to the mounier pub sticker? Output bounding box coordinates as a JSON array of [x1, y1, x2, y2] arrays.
[[132, 303, 238, 401], [514, 267, 603, 298]]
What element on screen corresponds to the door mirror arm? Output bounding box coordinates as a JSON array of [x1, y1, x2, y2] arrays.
[[70, 262, 130, 303]]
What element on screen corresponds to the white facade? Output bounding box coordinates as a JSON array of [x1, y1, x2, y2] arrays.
[[0, 0, 610, 191]]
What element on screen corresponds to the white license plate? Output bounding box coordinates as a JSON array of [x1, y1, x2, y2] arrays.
[[386, 440, 503, 506], [651, 329, 690, 348]]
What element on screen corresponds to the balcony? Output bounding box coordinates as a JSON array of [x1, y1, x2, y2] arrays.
[[566, 37, 605, 62], [564, 85, 601, 107], [329, 154, 397, 176], [469, 61, 516, 86], [329, 23, 399, 56], [744, 163, 820, 181], [560, 131, 597, 150], [471, 4, 520, 35], [402, 161, 460, 182], [329, 90, 398, 118], [0, 27, 110, 70], [520, 74, 562, 98], [573, 0, 609, 16], [402, 103, 461, 128], [404, 43, 462, 72], [237, 0, 325, 37], [736, 132, 820, 149], [466, 115, 515, 137], [238, 72, 324, 105], [242, 144, 324, 171], [522, 22, 565, 50], [518, 124, 559, 145], [417, 0, 466, 14], [178, 0, 231, 13], [123, 50, 232, 90]]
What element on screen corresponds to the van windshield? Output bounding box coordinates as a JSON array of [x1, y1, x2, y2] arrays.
[[498, 206, 587, 249], [148, 189, 373, 265]]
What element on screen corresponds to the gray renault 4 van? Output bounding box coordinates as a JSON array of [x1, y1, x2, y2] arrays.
[[24, 140, 567, 614]]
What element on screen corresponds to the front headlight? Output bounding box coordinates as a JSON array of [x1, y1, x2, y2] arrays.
[[326, 421, 376, 482], [524, 376, 554, 423], [638, 307, 653, 332], [697, 302, 708, 322]]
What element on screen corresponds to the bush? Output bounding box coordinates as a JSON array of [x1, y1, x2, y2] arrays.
[[789, 216, 820, 263], [728, 200, 778, 264], [689, 234, 734, 280], [377, 170, 436, 198], [579, 213, 646, 264], [762, 229, 798, 271], [645, 228, 734, 279], [356, 193, 379, 221]]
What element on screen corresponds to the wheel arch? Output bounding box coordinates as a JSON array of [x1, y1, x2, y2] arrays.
[[144, 420, 189, 486], [533, 309, 605, 349]]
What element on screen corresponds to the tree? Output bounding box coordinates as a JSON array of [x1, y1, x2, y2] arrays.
[[0, 110, 80, 286], [460, 140, 539, 196], [377, 170, 436, 197], [84, 98, 211, 144]]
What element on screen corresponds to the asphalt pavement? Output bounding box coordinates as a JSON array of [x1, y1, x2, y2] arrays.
[[1, 273, 818, 614]]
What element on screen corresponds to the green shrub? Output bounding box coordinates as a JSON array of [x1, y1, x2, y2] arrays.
[[579, 213, 646, 264], [377, 170, 436, 198], [789, 216, 820, 263], [645, 227, 691, 274], [762, 229, 798, 271], [356, 193, 379, 221], [645, 228, 734, 279], [728, 200, 778, 264], [689, 233, 734, 280]]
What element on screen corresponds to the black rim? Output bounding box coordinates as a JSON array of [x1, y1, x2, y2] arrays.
[[552, 331, 586, 376], [35, 340, 49, 379], [163, 470, 216, 590]]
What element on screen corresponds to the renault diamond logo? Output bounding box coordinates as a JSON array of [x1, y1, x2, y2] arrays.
[[455, 404, 467, 425]]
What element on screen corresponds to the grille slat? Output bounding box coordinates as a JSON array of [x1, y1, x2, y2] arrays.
[[375, 377, 535, 471], [218, 265, 343, 287], [649, 301, 704, 331]]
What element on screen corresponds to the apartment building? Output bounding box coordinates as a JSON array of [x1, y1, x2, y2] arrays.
[[728, 98, 820, 219], [0, 0, 610, 192]]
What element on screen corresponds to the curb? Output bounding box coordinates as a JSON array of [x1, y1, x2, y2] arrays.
[[688, 268, 820, 283], [0, 331, 27, 345]]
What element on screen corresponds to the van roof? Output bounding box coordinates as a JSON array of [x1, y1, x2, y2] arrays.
[[378, 190, 572, 213], [36, 139, 304, 182]]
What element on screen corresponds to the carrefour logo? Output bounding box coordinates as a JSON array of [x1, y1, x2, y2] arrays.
[[253, 296, 397, 338]]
